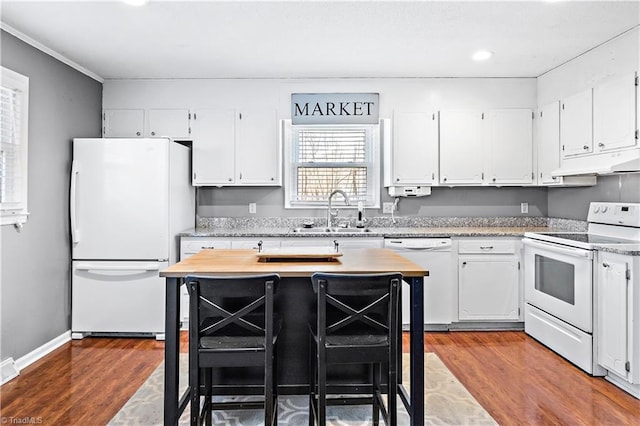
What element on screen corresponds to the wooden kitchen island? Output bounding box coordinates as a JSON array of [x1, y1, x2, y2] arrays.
[[160, 248, 428, 426]]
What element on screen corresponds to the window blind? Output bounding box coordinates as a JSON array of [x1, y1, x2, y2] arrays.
[[293, 126, 369, 203], [0, 85, 23, 205], [1, 66, 29, 226]]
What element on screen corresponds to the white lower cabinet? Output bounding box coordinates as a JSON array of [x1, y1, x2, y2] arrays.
[[457, 238, 521, 321], [597, 251, 640, 396]]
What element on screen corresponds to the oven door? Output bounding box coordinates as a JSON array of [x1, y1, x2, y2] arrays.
[[523, 238, 594, 333]]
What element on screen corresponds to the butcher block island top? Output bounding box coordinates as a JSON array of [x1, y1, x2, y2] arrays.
[[160, 247, 429, 278]]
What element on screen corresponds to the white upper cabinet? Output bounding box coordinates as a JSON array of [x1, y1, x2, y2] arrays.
[[560, 88, 593, 158], [191, 108, 236, 185], [147, 109, 190, 139], [486, 109, 534, 185], [593, 72, 638, 152], [385, 111, 439, 186], [537, 101, 561, 184], [103, 108, 190, 139], [191, 108, 281, 186], [439, 110, 484, 185], [103, 109, 144, 137], [440, 109, 533, 185], [235, 108, 280, 185]]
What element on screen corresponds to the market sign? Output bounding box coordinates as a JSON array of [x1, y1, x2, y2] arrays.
[[291, 93, 379, 125]]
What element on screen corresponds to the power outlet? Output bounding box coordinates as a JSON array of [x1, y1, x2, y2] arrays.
[[249, 202, 257, 214], [383, 202, 395, 214], [520, 202, 528, 214]]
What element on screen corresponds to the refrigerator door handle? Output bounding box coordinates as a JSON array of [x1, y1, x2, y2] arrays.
[[70, 160, 79, 244], [75, 262, 161, 274]]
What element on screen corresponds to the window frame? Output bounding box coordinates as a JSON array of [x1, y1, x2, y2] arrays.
[[1, 66, 30, 227], [283, 119, 382, 209]]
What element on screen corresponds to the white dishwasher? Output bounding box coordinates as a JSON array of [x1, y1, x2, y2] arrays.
[[384, 238, 454, 330]]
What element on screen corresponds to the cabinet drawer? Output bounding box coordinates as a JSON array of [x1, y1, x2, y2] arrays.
[[458, 240, 516, 254], [180, 238, 232, 259]]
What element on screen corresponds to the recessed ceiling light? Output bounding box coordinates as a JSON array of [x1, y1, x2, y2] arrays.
[[122, 0, 148, 6], [472, 50, 493, 61]]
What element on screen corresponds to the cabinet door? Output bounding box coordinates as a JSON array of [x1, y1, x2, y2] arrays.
[[486, 109, 533, 184], [103, 109, 144, 137], [597, 252, 630, 380], [439, 110, 484, 184], [236, 108, 281, 185], [391, 111, 439, 185], [560, 89, 593, 158], [458, 256, 519, 320], [191, 108, 236, 185], [147, 109, 190, 139], [593, 72, 638, 152], [537, 102, 562, 185]]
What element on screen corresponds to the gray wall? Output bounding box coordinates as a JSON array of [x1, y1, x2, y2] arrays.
[[548, 174, 640, 220], [198, 186, 549, 219], [1, 31, 102, 362]]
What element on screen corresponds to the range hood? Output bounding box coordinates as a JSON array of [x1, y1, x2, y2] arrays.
[[552, 148, 640, 177]]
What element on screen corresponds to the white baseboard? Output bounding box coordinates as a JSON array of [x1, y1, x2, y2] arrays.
[[1, 330, 71, 386]]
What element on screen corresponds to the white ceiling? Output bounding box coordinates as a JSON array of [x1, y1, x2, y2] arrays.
[[1, 1, 639, 81]]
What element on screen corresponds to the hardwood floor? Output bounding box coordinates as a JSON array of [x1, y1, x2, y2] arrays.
[[1, 331, 638, 425]]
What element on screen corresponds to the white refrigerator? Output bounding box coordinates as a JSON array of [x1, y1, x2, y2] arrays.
[[70, 138, 195, 338]]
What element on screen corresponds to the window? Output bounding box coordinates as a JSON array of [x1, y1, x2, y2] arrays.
[[284, 120, 381, 209], [1, 67, 29, 226]]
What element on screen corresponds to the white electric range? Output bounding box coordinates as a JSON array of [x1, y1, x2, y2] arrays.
[[522, 202, 640, 376]]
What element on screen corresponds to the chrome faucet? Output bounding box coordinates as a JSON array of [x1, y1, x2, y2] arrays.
[[327, 189, 350, 228]]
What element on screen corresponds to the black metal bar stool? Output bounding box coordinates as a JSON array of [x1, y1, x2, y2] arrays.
[[185, 274, 281, 426], [308, 272, 401, 425]]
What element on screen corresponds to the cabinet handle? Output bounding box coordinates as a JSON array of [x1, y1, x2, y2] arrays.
[[602, 262, 610, 268], [151, 131, 156, 136], [431, 172, 435, 180], [239, 172, 243, 180], [462, 261, 467, 266], [480, 246, 494, 250], [443, 177, 447, 182], [270, 177, 274, 181], [492, 178, 496, 182], [136, 131, 141, 136], [396, 178, 400, 182], [583, 145, 589, 150], [228, 177, 232, 182], [598, 142, 605, 148]]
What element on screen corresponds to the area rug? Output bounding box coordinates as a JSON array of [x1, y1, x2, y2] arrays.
[[109, 353, 496, 425]]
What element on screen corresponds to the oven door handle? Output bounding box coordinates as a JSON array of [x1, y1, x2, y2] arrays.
[[522, 238, 593, 259]]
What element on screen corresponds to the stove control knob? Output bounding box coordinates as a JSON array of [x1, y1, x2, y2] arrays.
[[601, 206, 608, 213], [593, 206, 601, 213]]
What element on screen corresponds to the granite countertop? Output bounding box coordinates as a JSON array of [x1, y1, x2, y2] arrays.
[[594, 244, 640, 256], [181, 225, 557, 238], [179, 216, 640, 256]]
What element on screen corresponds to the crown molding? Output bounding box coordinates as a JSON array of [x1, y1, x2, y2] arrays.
[[1, 22, 104, 83]]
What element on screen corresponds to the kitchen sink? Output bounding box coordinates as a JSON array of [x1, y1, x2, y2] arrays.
[[290, 227, 372, 233]]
